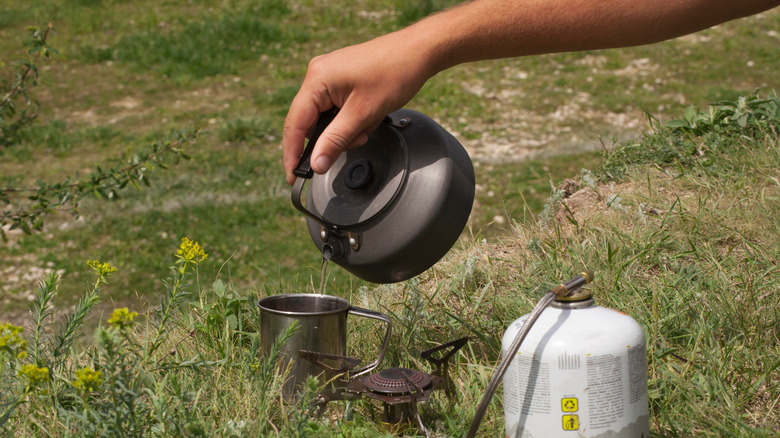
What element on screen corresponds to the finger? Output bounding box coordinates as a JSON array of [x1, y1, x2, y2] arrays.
[[365, 119, 382, 134], [283, 95, 325, 184], [349, 131, 370, 149], [310, 103, 379, 175]]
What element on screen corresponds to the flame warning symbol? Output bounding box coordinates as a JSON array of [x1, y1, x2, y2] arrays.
[[562, 415, 579, 430]]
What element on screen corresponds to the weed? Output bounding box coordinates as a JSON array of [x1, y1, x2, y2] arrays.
[[0, 24, 54, 150], [0, 239, 317, 436], [0, 129, 197, 238], [600, 91, 780, 181]]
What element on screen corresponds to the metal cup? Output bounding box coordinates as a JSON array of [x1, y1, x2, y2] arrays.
[[258, 293, 391, 400]]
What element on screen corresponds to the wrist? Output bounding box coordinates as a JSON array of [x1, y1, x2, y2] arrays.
[[394, 1, 505, 74]]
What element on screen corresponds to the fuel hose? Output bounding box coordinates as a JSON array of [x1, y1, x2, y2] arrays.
[[464, 270, 594, 438]]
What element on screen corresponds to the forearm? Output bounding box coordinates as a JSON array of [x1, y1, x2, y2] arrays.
[[402, 0, 780, 73]]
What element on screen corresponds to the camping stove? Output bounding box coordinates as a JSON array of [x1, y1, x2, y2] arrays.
[[347, 366, 439, 432], [303, 337, 468, 436]]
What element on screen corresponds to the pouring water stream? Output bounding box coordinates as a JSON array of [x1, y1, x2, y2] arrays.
[[318, 256, 329, 295]]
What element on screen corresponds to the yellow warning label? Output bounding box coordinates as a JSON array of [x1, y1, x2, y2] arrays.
[[561, 397, 578, 412], [562, 415, 579, 431]]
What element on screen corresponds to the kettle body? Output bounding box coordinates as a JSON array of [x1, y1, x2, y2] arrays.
[[291, 108, 475, 283], [502, 297, 650, 437]]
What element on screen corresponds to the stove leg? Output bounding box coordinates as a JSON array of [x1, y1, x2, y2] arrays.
[[410, 401, 429, 438]]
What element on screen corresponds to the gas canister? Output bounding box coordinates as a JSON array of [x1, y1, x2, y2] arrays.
[[501, 289, 649, 438]]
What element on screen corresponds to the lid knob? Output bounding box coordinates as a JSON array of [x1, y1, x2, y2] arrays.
[[344, 159, 373, 189]]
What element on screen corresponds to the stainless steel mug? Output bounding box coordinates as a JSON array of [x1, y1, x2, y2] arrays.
[[258, 293, 391, 400]]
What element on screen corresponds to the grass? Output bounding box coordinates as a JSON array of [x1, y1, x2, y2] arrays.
[[2, 94, 778, 437], [0, 0, 779, 436], [76, 0, 310, 81]]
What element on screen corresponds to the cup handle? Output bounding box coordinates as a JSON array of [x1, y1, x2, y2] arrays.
[[347, 306, 392, 378]]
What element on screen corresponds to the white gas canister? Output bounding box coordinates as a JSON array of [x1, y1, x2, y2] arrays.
[[502, 291, 649, 438]]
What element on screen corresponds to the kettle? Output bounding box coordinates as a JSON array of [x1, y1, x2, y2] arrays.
[[291, 108, 475, 284]]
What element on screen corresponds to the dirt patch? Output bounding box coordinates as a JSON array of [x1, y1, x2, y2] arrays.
[[0, 252, 66, 327], [452, 70, 646, 163], [41, 61, 246, 131], [556, 186, 603, 223], [451, 101, 644, 163], [612, 58, 659, 77]]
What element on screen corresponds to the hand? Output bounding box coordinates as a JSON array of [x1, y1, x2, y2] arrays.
[[282, 30, 437, 184]]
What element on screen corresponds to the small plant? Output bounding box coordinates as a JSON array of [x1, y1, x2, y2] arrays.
[[600, 91, 779, 181], [537, 187, 566, 226], [0, 259, 111, 428], [0, 323, 27, 364], [0, 23, 199, 243], [0, 24, 54, 150], [665, 91, 780, 135], [146, 237, 208, 359], [0, 323, 35, 425], [0, 129, 198, 240], [1, 237, 323, 436], [1, 240, 211, 434]]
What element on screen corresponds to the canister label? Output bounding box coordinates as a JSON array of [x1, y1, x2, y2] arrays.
[[502, 305, 650, 438]]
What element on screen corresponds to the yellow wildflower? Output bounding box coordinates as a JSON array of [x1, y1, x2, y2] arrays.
[[87, 260, 117, 277], [176, 237, 208, 264], [73, 367, 102, 393], [1, 322, 27, 361], [18, 364, 49, 387], [107, 307, 138, 330]]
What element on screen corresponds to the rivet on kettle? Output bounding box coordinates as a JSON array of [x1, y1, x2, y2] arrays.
[[320, 229, 328, 241], [349, 233, 360, 251]]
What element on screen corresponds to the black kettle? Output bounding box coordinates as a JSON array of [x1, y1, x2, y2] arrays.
[[291, 108, 475, 283]]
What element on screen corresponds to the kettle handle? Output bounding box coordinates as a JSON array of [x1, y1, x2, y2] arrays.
[[293, 107, 339, 179], [291, 173, 340, 230], [291, 107, 342, 230]]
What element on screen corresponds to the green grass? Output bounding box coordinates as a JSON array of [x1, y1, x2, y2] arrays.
[[395, 0, 463, 26], [2, 93, 778, 437], [0, 1, 779, 436], [76, 0, 310, 81]]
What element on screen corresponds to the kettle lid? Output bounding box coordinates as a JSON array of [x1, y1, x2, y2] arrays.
[[309, 122, 409, 228]]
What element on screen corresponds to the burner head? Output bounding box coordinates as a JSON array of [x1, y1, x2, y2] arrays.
[[363, 367, 433, 395]]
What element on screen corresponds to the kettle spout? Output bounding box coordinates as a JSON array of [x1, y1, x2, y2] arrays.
[[322, 241, 344, 261]]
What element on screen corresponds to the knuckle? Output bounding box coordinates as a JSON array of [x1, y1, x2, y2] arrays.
[[306, 55, 327, 74], [327, 131, 350, 153]]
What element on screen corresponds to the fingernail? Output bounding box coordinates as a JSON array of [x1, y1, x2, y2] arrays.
[[314, 155, 331, 173]]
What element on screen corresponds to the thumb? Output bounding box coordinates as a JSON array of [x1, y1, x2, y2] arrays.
[[310, 109, 371, 174]]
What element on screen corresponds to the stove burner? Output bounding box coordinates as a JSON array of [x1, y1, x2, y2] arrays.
[[363, 368, 432, 395], [308, 336, 469, 438]]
